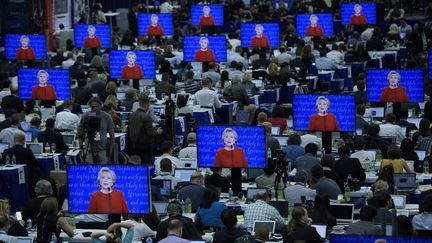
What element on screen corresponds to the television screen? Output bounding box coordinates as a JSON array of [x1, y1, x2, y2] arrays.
[[293, 94, 355, 132], [109, 50, 156, 79], [240, 23, 280, 48], [5, 34, 46, 60], [296, 14, 333, 37], [366, 69, 424, 103], [73, 24, 111, 49], [191, 5, 224, 26], [68, 165, 151, 214], [196, 125, 266, 168], [341, 3, 376, 25], [183, 36, 227, 62], [18, 68, 71, 100], [138, 13, 174, 36]]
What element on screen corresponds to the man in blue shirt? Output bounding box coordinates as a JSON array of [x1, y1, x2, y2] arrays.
[[159, 219, 190, 243]]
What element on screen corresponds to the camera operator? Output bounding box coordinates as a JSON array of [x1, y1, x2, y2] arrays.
[[77, 97, 115, 164]]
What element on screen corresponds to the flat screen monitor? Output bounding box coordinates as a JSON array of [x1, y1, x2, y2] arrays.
[[16, 237, 33, 243], [293, 94, 355, 132], [366, 69, 424, 103], [366, 107, 385, 118], [391, 195, 406, 209], [62, 134, 75, 145], [240, 23, 280, 48], [109, 50, 155, 79], [246, 188, 268, 199], [73, 24, 111, 49], [68, 165, 151, 214], [197, 125, 266, 168], [268, 200, 289, 218], [5, 34, 46, 60], [18, 68, 71, 100], [153, 201, 169, 215], [180, 158, 197, 168], [183, 36, 227, 62], [296, 14, 333, 37], [151, 179, 172, 196], [393, 173, 417, 190], [407, 118, 421, 129], [415, 150, 426, 161], [26, 143, 43, 155], [174, 168, 196, 182], [253, 221, 276, 234], [341, 3, 376, 25], [191, 5, 224, 26], [274, 135, 288, 146], [138, 13, 173, 36], [329, 203, 354, 222]]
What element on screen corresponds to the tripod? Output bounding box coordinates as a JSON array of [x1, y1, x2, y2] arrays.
[[273, 150, 289, 199]]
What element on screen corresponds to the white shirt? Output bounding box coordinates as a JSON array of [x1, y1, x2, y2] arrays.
[[55, 110, 80, 131], [275, 52, 294, 65], [351, 150, 375, 164], [326, 50, 344, 65], [379, 123, 405, 143], [0, 127, 24, 147], [178, 144, 197, 159], [194, 87, 221, 108], [62, 58, 75, 69], [228, 38, 241, 51], [154, 154, 182, 175], [160, 2, 173, 13], [153, 172, 182, 188], [361, 28, 374, 41], [122, 220, 156, 241], [300, 134, 322, 151]]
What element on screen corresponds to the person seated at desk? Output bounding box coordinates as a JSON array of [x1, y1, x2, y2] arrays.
[[54, 99, 80, 131], [154, 141, 182, 175], [381, 145, 413, 173], [155, 73, 176, 100], [178, 132, 197, 159], [283, 134, 305, 168], [379, 113, 405, 144], [311, 195, 336, 231], [177, 172, 206, 213], [195, 186, 227, 229], [205, 167, 231, 193], [284, 170, 316, 206], [310, 165, 341, 200], [282, 206, 323, 243], [91, 222, 134, 243], [334, 145, 366, 190], [37, 118, 69, 153], [0, 216, 19, 242], [244, 191, 286, 231], [36, 197, 74, 242], [22, 180, 52, 224], [295, 143, 320, 173], [412, 195, 432, 230], [122, 214, 156, 241], [346, 205, 382, 235], [0, 114, 24, 147], [213, 209, 250, 243], [362, 124, 390, 159], [194, 77, 222, 109], [153, 158, 182, 188], [158, 219, 190, 243]]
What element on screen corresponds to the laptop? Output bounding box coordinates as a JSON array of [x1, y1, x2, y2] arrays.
[[26, 143, 43, 155], [251, 79, 263, 88], [274, 135, 288, 147], [81, 105, 90, 113], [407, 117, 421, 128], [62, 133, 76, 146], [180, 158, 197, 169], [271, 126, 281, 135], [329, 203, 354, 224], [391, 195, 406, 209], [363, 150, 376, 162], [117, 92, 126, 100], [24, 131, 32, 143], [311, 225, 327, 239], [381, 136, 396, 145], [153, 201, 169, 216], [269, 200, 289, 218], [16, 237, 33, 243], [253, 221, 276, 235], [393, 173, 417, 190], [21, 122, 31, 131], [367, 107, 384, 118], [415, 150, 426, 161], [246, 187, 268, 199], [0, 143, 9, 157], [174, 168, 196, 182], [153, 105, 166, 116], [356, 129, 363, 136], [151, 179, 172, 196]]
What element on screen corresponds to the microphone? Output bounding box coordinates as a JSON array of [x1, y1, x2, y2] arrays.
[[230, 145, 234, 149], [108, 186, 112, 213]]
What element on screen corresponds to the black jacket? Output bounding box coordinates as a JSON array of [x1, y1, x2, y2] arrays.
[[155, 215, 202, 242], [205, 173, 231, 193], [213, 228, 250, 243], [2, 95, 24, 113], [37, 130, 69, 152], [283, 221, 323, 243], [71, 87, 92, 105], [334, 157, 366, 183]]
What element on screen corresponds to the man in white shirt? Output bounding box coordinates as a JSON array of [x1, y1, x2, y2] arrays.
[[153, 158, 182, 187], [61, 52, 76, 69], [202, 63, 221, 86], [178, 132, 197, 159], [194, 78, 221, 108], [379, 113, 405, 143], [0, 114, 24, 147], [275, 46, 294, 65], [55, 100, 80, 131], [284, 170, 316, 206], [326, 44, 344, 65], [300, 133, 322, 151], [154, 141, 182, 175], [361, 26, 374, 41], [227, 46, 248, 71], [160, 0, 174, 13], [351, 137, 375, 165], [0, 216, 18, 243]]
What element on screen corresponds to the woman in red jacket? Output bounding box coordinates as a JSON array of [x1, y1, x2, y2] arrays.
[[83, 25, 102, 48], [147, 14, 164, 37], [199, 6, 215, 26], [308, 96, 340, 132], [305, 15, 324, 37], [350, 4, 367, 25], [380, 70, 408, 103], [194, 37, 216, 62], [31, 70, 57, 100], [16, 35, 36, 60], [121, 51, 144, 79], [214, 128, 248, 168], [250, 24, 270, 48], [88, 167, 129, 214]]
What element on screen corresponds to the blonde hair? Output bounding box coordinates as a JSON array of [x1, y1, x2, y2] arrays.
[[221, 128, 238, 143], [268, 63, 279, 76], [243, 73, 252, 83], [257, 112, 268, 124], [0, 199, 9, 217], [90, 55, 103, 67], [315, 96, 330, 110], [255, 24, 264, 31], [87, 25, 96, 32], [387, 71, 400, 84], [105, 81, 118, 93], [97, 167, 116, 188], [105, 94, 118, 109], [37, 70, 49, 80], [374, 180, 389, 194], [20, 35, 30, 42], [389, 24, 399, 34]]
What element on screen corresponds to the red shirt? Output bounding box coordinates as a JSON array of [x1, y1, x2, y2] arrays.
[[147, 25, 164, 36], [199, 16, 215, 26], [194, 49, 216, 62], [121, 65, 144, 79], [308, 113, 340, 132], [214, 147, 248, 168], [16, 48, 36, 60], [250, 36, 270, 48], [83, 36, 102, 48], [350, 14, 367, 25], [31, 85, 57, 100], [305, 25, 324, 37], [268, 117, 287, 134], [380, 86, 408, 102], [88, 189, 129, 214]]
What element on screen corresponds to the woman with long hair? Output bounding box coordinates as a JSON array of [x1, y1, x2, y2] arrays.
[[400, 138, 422, 173], [372, 165, 397, 194], [36, 197, 74, 242], [283, 206, 323, 243], [195, 186, 227, 228]]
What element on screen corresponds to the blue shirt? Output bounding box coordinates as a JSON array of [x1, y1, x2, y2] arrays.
[[29, 127, 40, 141], [412, 213, 432, 230], [196, 201, 227, 227], [283, 145, 305, 168]]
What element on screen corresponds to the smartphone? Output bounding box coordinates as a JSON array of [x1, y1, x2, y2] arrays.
[[15, 211, 22, 221]]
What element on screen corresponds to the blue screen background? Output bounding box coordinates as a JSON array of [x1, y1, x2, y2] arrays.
[[296, 14, 334, 37], [197, 126, 266, 168], [109, 50, 156, 79], [331, 234, 432, 243], [366, 69, 424, 102], [293, 94, 355, 132], [18, 68, 70, 100], [183, 36, 227, 62], [138, 14, 174, 36], [68, 165, 151, 214], [341, 3, 377, 25], [191, 5, 224, 26], [73, 24, 111, 48], [240, 23, 280, 47], [5, 34, 46, 60]]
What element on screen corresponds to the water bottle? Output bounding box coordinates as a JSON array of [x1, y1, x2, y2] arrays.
[[51, 143, 56, 154], [267, 148, 272, 158], [228, 188, 233, 200], [364, 157, 371, 172], [287, 162, 292, 173], [50, 232, 57, 243], [11, 155, 16, 165], [5, 155, 10, 166], [344, 183, 351, 202], [424, 160, 429, 174], [185, 198, 192, 213], [146, 237, 153, 243], [26, 219, 32, 229], [70, 215, 76, 231], [376, 149, 382, 163]]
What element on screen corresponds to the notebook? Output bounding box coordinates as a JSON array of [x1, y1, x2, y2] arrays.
[[311, 225, 327, 239], [27, 143, 43, 155], [391, 195, 406, 209], [174, 168, 196, 182], [253, 220, 276, 234], [329, 203, 354, 224], [393, 173, 417, 190]]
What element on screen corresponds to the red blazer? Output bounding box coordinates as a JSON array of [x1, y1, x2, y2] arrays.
[[88, 189, 129, 214], [380, 86, 408, 102], [121, 65, 144, 79], [83, 37, 102, 48], [31, 85, 57, 100], [250, 36, 270, 48], [147, 25, 164, 36], [308, 113, 340, 132], [199, 16, 215, 26], [194, 49, 216, 62], [16, 48, 36, 60], [305, 26, 324, 37], [350, 14, 367, 25], [214, 147, 248, 168]]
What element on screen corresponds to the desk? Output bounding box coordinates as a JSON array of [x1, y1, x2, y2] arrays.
[[368, 51, 398, 69], [193, 108, 214, 125], [0, 165, 29, 212], [36, 154, 65, 178], [219, 103, 234, 124]]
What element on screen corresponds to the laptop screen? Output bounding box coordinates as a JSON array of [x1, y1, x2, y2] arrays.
[[415, 150, 426, 160], [271, 126, 280, 135], [274, 135, 288, 146], [329, 203, 354, 222], [391, 195, 406, 208], [0, 143, 9, 156], [16, 237, 33, 243], [174, 169, 196, 182], [24, 131, 32, 142], [62, 134, 75, 145], [269, 200, 289, 218], [153, 201, 169, 215], [151, 180, 171, 196], [247, 188, 268, 199], [367, 107, 384, 118], [253, 221, 276, 234], [180, 159, 197, 168], [27, 143, 43, 155], [312, 225, 327, 239], [393, 173, 417, 189]]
